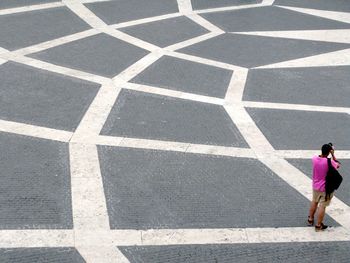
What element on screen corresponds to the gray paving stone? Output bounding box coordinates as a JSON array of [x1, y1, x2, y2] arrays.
[[97, 147, 328, 229], [119, 241, 350, 263], [0, 0, 57, 9], [274, 0, 350, 13], [246, 108, 350, 150], [85, 0, 178, 25], [191, 0, 262, 10], [0, 248, 85, 263], [287, 158, 350, 207], [244, 66, 350, 108], [201, 6, 350, 32], [120, 16, 209, 48], [0, 7, 89, 50], [30, 33, 149, 77], [101, 89, 247, 147], [179, 33, 350, 68], [0, 132, 72, 229], [0, 62, 99, 131], [131, 55, 232, 98]]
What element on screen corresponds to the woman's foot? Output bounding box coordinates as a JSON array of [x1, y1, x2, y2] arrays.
[[307, 216, 314, 226], [315, 223, 328, 232]]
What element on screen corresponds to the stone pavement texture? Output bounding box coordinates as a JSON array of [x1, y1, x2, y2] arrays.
[[0, 0, 350, 262]]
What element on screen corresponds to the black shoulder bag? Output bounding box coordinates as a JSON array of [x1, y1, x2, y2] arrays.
[[325, 158, 343, 200]]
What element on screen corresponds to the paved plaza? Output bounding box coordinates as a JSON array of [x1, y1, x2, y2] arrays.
[[0, 0, 350, 262]]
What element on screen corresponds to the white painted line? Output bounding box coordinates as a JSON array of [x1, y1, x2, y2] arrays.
[[71, 84, 121, 143], [0, 119, 72, 142], [80, 0, 115, 3], [261, 0, 275, 5], [186, 13, 225, 33], [108, 227, 350, 246], [166, 50, 242, 70], [0, 58, 7, 65], [113, 52, 164, 83], [95, 135, 255, 158], [165, 31, 223, 51], [224, 69, 249, 104], [277, 5, 350, 24], [77, 245, 129, 263], [123, 82, 224, 105], [177, 0, 193, 14], [196, 2, 269, 14], [14, 29, 99, 56], [0, 2, 63, 16], [277, 150, 350, 159], [256, 48, 350, 69], [232, 30, 350, 44], [113, 13, 182, 29], [70, 143, 110, 230], [0, 230, 74, 247], [243, 101, 350, 114], [3, 53, 110, 85]]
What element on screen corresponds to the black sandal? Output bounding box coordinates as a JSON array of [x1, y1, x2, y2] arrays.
[[307, 216, 314, 226], [315, 223, 328, 232]]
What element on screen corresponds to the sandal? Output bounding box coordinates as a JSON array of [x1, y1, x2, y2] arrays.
[[315, 223, 328, 232], [307, 216, 314, 226]]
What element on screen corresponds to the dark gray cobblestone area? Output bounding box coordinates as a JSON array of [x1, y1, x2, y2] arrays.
[[0, 132, 73, 229], [101, 89, 248, 147], [119, 241, 350, 263], [0, 248, 85, 263], [97, 146, 336, 229]]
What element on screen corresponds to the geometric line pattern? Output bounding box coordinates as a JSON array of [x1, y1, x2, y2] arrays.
[[1, 0, 350, 262]]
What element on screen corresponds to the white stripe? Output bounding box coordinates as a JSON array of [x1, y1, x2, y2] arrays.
[[123, 82, 224, 105], [186, 14, 225, 33], [0, 230, 74, 247], [232, 30, 350, 44], [243, 101, 350, 114], [113, 13, 182, 29], [256, 48, 350, 69], [0, 119, 72, 142], [177, 0, 193, 14], [165, 32, 223, 51], [196, 2, 269, 14], [14, 29, 99, 56], [276, 150, 350, 160], [0, 2, 63, 16], [277, 5, 350, 24], [166, 50, 243, 70]]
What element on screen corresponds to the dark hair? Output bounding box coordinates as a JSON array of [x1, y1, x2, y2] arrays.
[[321, 144, 332, 156]]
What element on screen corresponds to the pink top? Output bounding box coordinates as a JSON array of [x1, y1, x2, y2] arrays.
[[312, 155, 339, 192]]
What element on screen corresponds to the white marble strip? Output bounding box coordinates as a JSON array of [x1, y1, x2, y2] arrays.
[[165, 32, 223, 51], [95, 135, 255, 158], [0, 119, 72, 142], [177, 0, 193, 14], [0, 2, 63, 16], [186, 13, 225, 33], [77, 246, 129, 263], [108, 227, 350, 246], [0, 58, 7, 66], [14, 29, 99, 56], [166, 50, 242, 70], [196, 2, 268, 15], [1, 52, 110, 84], [0, 47, 8, 54], [276, 150, 350, 160], [224, 69, 249, 104], [232, 30, 350, 44], [261, 0, 275, 5], [123, 82, 224, 105], [71, 84, 120, 143], [277, 5, 350, 24], [0, 230, 74, 247], [113, 13, 182, 29], [257, 48, 350, 69], [70, 143, 110, 230], [243, 101, 350, 114], [113, 52, 164, 83]]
